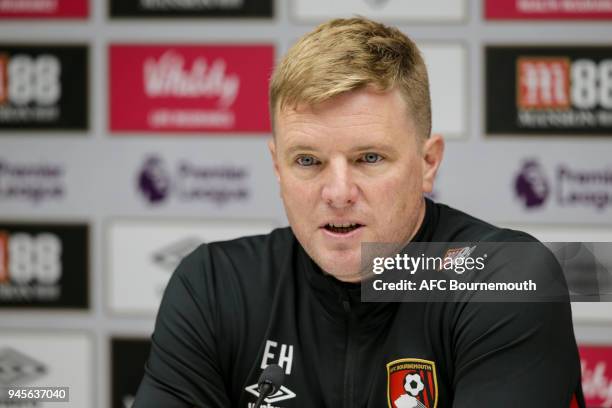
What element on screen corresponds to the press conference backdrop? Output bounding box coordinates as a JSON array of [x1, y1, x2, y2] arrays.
[[0, 0, 611, 407]]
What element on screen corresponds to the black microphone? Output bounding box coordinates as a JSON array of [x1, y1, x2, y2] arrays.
[[254, 364, 285, 408]]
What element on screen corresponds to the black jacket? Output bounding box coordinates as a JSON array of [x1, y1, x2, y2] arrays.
[[134, 199, 584, 408]]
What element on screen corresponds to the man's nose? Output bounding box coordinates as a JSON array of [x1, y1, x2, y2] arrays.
[[321, 159, 358, 209]]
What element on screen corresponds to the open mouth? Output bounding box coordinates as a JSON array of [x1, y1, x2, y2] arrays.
[[324, 223, 363, 234]]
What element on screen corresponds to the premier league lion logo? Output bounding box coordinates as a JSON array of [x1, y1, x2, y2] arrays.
[[515, 160, 549, 209], [138, 155, 171, 204]]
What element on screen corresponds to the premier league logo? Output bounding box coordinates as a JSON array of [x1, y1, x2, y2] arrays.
[[514, 159, 549, 209], [387, 358, 438, 408], [137, 155, 171, 204]]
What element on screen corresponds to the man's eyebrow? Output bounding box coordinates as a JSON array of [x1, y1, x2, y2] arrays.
[[349, 144, 395, 152], [284, 145, 318, 155], [283, 144, 396, 155]]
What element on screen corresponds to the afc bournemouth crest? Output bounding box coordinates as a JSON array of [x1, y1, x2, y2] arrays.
[[387, 358, 438, 408]]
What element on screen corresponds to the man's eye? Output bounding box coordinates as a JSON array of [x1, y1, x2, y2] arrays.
[[296, 155, 319, 166], [360, 153, 382, 164]]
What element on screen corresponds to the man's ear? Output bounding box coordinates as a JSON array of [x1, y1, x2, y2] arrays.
[[268, 138, 280, 183], [421, 134, 444, 193]]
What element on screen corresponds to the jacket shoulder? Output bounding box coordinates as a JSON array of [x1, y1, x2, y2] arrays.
[[434, 202, 540, 243]]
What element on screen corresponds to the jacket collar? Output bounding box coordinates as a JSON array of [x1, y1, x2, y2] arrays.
[[296, 198, 438, 326]]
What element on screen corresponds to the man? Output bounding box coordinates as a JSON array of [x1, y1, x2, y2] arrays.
[[134, 17, 584, 407]]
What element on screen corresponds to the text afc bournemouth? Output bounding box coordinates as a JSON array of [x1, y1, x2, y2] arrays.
[[373, 279, 538, 292]]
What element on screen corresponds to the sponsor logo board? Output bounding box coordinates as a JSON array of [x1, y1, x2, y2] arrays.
[[0, 44, 87, 131], [420, 43, 467, 139], [0, 222, 88, 309], [109, 44, 273, 133], [292, 0, 465, 22], [111, 338, 151, 408], [513, 158, 612, 211], [0, 0, 88, 19], [485, 0, 612, 20], [0, 157, 66, 205], [107, 218, 275, 315], [579, 345, 612, 408], [136, 154, 252, 206], [429, 143, 611, 223], [485, 45, 612, 136], [0, 332, 93, 406], [110, 0, 272, 18]]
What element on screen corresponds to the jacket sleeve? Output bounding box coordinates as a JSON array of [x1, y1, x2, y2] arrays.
[[450, 239, 584, 407], [451, 301, 584, 407], [133, 246, 232, 408]]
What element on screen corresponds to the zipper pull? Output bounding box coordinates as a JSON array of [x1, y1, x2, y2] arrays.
[[342, 299, 351, 313]]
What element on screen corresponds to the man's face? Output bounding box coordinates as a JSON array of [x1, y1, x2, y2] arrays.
[[270, 87, 439, 282]]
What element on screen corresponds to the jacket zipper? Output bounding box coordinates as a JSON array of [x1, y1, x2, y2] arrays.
[[342, 298, 355, 408]]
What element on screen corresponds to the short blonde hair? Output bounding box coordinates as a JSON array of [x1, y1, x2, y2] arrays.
[[270, 16, 431, 139]]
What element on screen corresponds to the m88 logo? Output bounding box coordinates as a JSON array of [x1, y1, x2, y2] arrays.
[[0, 54, 61, 106], [0, 45, 87, 131], [518, 57, 612, 110], [0, 231, 62, 285], [486, 46, 612, 135], [0, 223, 88, 309]]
